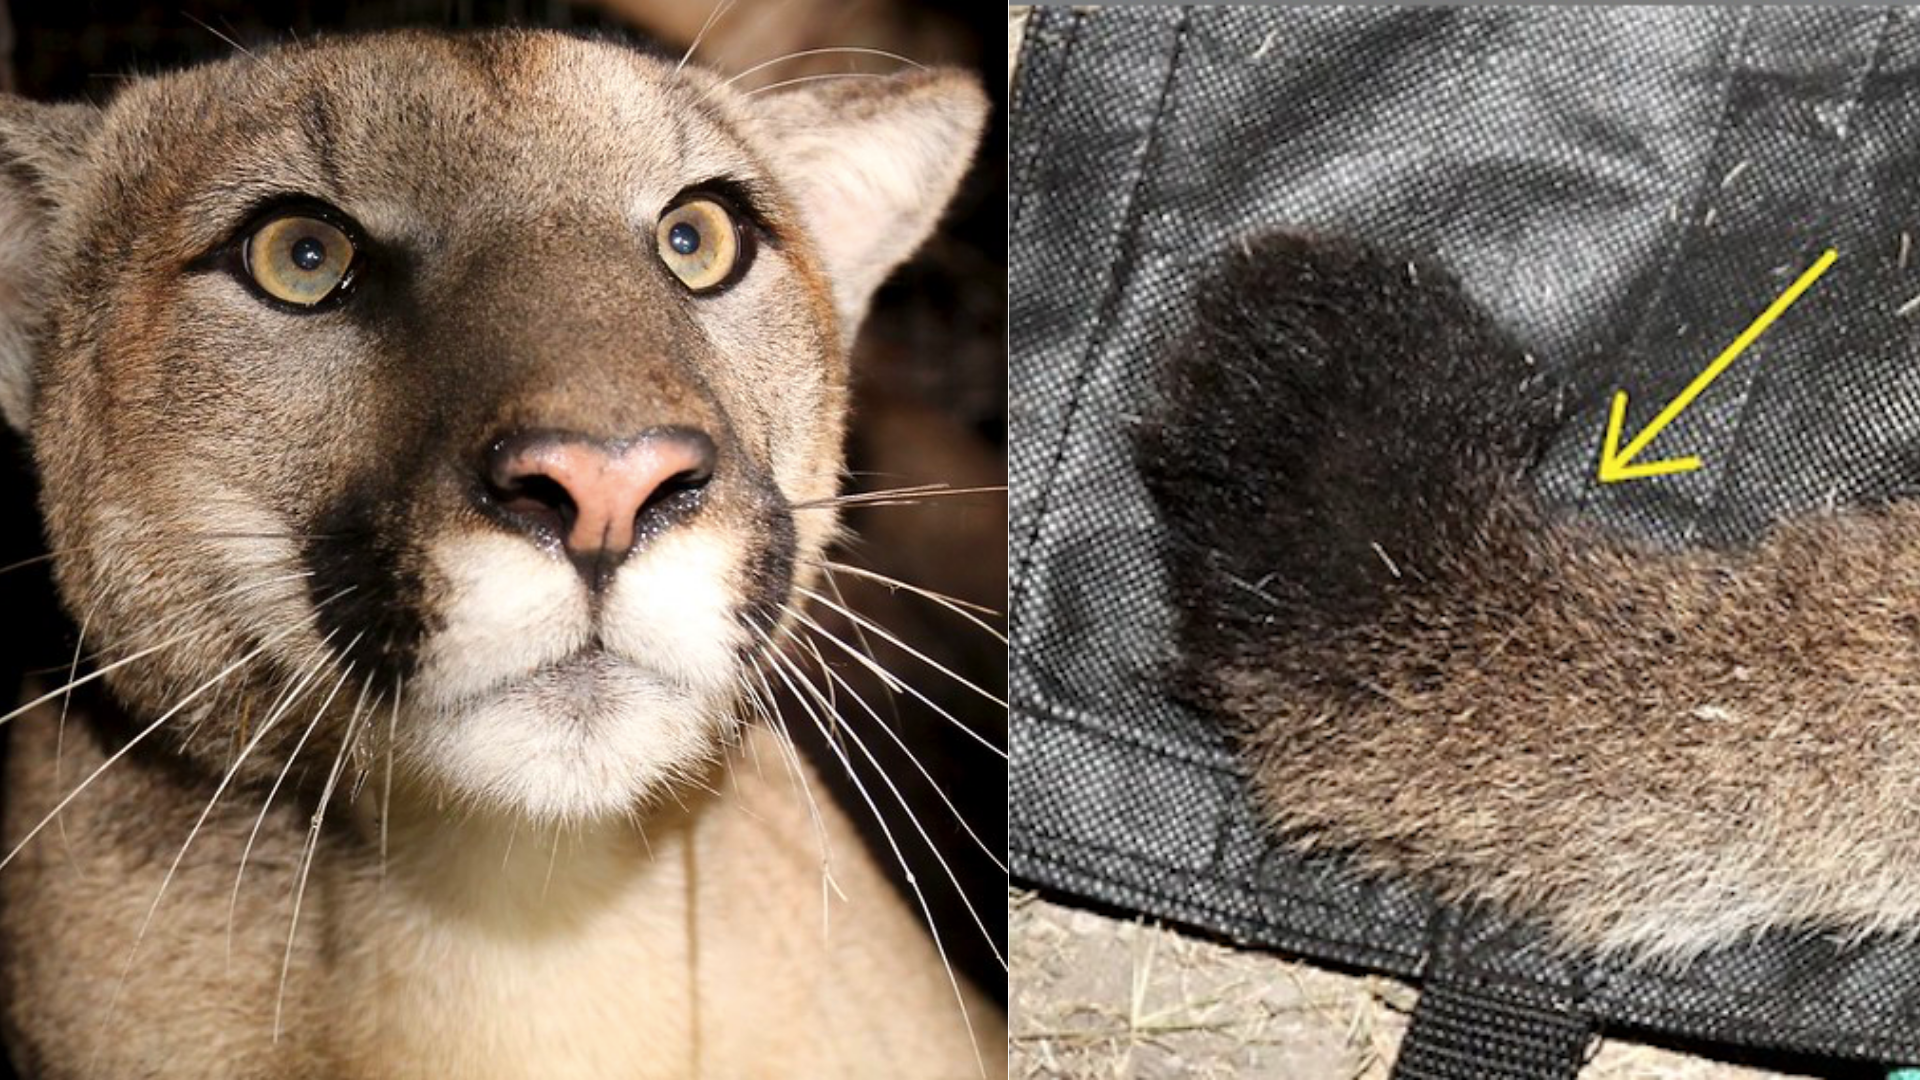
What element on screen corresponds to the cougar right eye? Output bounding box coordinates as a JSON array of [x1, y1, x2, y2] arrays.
[[656, 195, 751, 294], [241, 211, 358, 308]]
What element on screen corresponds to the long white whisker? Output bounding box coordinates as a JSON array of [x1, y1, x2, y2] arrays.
[[754, 627, 984, 1078], [737, 668, 795, 789], [0, 528, 344, 584], [0, 570, 316, 731], [741, 72, 889, 99], [208, 637, 350, 971], [790, 633, 1006, 966], [819, 568, 892, 715], [813, 569, 913, 788], [93, 625, 347, 1062], [789, 483, 1007, 511], [183, 11, 257, 60], [675, 0, 737, 74], [794, 626, 1007, 877], [813, 559, 1006, 639], [721, 46, 925, 91], [733, 682, 767, 781], [275, 671, 374, 1041], [743, 657, 843, 919], [0, 550, 57, 577], [226, 632, 364, 965], [52, 599, 100, 865], [5, 635, 194, 727], [780, 603, 1006, 759], [226, 624, 341, 772], [381, 673, 401, 882], [541, 820, 563, 902], [0, 599, 340, 875], [793, 585, 1007, 709], [501, 815, 521, 873]]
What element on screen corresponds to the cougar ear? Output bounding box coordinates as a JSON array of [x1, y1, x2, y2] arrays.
[[749, 68, 988, 345], [0, 98, 100, 433]]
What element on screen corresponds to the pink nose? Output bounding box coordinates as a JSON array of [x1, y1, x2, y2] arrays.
[[485, 429, 716, 563]]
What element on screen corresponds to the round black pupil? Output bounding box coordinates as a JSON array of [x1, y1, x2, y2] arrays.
[[668, 221, 701, 256], [290, 236, 327, 272]]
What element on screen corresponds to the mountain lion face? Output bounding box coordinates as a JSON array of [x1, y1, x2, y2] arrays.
[[0, 29, 986, 823]]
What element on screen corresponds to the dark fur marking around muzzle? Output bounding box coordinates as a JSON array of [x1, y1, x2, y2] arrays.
[[303, 478, 430, 688]]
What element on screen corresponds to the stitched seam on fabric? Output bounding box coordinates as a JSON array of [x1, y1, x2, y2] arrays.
[[1013, 843, 1432, 966], [1594, 991, 1917, 1062], [1026, 820, 1920, 1060], [1414, 973, 1592, 1027], [1013, 694, 1245, 774], [1418, 903, 1458, 985], [1033, 812, 1913, 1062], [1574, 8, 1751, 518], [1701, 8, 1894, 527], [1025, 817, 1918, 1059], [1428, 915, 1591, 1014], [1014, 848, 1400, 962], [1015, 699, 1898, 1056], [1016, 819, 1429, 944], [1008, 7, 1191, 633]]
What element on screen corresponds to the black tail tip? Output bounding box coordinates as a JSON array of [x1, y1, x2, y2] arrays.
[[1136, 230, 1555, 657]]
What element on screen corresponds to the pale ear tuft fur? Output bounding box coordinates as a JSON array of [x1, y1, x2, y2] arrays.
[[0, 99, 100, 433], [749, 69, 989, 344]]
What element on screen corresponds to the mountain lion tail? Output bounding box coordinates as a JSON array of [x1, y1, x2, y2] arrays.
[[1135, 232, 1559, 703]]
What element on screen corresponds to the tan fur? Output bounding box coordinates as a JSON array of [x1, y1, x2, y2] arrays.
[[0, 29, 999, 1078], [5, 700, 995, 1077], [1216, 492, 1920, 960]]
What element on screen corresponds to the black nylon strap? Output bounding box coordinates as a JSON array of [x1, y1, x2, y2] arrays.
[[1393, 982, 1593, 1080]]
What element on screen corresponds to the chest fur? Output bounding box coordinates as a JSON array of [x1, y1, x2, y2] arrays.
[[331, 837, 699, 1080], [2, 712, 998, 1080]]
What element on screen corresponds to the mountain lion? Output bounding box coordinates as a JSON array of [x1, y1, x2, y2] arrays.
[[0, 28, 999, 1079]]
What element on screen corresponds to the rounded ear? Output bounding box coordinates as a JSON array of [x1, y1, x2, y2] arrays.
[[0, 99, 100, 434], [747, 68, 989, 346]]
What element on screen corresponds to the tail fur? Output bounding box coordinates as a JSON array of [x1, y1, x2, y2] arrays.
[[1136, 233, 1557, 698], [1136, 232, 1920, 957]]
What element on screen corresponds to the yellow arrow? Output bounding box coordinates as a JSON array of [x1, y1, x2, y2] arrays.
[[1597, 248, 1838, 484]]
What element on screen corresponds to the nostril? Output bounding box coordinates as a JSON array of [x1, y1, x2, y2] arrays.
[[493, 472, 576, 541], [633, 432, 717, 524], [641, 471, 699, 511]]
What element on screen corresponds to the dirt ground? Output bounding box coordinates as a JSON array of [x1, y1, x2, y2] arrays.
[[1009, 891, 1817, 1080]]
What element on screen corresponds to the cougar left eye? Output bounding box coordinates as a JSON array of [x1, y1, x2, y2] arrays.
[[243, 213, 356, 307], [656, 197, 749, 293]]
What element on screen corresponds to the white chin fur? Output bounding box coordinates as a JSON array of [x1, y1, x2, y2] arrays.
[[403, 529, 747, 821]]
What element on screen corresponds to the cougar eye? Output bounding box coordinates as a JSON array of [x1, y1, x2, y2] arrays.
[[242, 213, 356, 307], [656, 197, 749, 293]]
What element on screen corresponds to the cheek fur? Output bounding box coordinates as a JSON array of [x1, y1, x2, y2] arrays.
[[598, 528, 746, 692], [412, 531, 590, 711]]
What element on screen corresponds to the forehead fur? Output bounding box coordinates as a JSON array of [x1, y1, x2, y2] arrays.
[[78, 31, 778, 257]]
